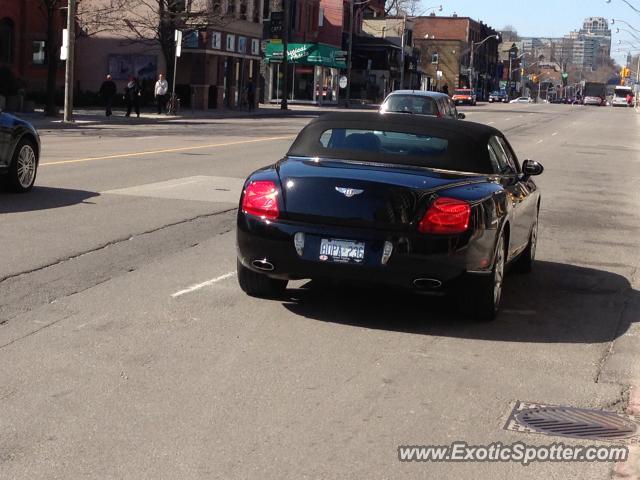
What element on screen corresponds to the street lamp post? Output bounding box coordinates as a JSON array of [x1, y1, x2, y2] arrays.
[[606, 0, 640, 15], [281, 0, 290, 110], [616, 27, 640, 42], [469, 34, 499, 96], [63, 0, 76, 123], [345, 0, 355, 106], [611, 18, 640, 34]]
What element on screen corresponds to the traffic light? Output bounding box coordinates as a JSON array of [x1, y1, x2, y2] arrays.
[[532, 74, 538, 83], [520, 68, 524, 76], [624, 66, 631, 78]]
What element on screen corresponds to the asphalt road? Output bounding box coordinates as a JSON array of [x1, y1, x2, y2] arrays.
[[1, 103, 639, 479]]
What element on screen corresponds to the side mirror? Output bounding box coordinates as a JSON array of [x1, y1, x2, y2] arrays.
[[522, 159, 544, 177], [457, 112, 466, 119]]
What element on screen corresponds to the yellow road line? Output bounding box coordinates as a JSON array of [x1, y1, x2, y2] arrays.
[[40, 135, 294, 166]]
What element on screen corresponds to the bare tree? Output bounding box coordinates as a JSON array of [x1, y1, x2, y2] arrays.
[[385, 0, 420, 16], [78, 0, 226, 89], [500, 25, 519, 42]]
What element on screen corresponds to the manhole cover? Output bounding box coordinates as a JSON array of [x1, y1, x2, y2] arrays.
[[505, 401, 640, 445]]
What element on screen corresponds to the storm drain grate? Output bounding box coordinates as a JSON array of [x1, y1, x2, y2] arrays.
[[504, 401, 640, 445]]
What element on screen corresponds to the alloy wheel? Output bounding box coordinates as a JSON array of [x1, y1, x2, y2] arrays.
[[17, 144, 36, 189], [493, 237, 505, 307]]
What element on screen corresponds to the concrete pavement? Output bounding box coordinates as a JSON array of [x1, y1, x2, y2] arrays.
[[1, 103, 639, 479]]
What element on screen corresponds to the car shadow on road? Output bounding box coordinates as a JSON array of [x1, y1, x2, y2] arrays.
[[281, 261, 638, 344], [0, 186, 99, 213]]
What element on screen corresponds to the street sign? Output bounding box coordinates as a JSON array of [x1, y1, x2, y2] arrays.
[[175, 30, 183, 57], [436, 70, 443, 79], [60, 29, 68, 60]]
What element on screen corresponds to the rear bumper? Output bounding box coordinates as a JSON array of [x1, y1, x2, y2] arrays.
[[237, 213, 497, 292]]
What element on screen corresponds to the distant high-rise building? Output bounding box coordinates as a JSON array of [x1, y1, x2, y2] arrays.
[[520, 17, 611, 72], [577, 17, 611, 69]]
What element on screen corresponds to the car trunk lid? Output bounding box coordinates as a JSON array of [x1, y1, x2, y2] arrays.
[[278, 156, 485, 230]]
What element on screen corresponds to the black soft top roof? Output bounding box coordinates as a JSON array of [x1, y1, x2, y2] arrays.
[[287, 112, 502, 174]]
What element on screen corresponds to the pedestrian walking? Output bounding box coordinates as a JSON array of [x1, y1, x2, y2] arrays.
[[98, 74, 117, 116], [245, 78, 256, 111], [124, 77, 141, 117], [154, 74, 169, 114], [626, 93, 633, 107]]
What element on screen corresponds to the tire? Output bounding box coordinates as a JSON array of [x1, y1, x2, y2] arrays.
[[7, 139, 38, 193], [514, 215, 538, 274], [463, 233, 506, 321], [237, 259, 287, 298]]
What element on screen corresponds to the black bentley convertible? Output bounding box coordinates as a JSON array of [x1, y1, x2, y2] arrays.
[[236, 113, 543, 320]]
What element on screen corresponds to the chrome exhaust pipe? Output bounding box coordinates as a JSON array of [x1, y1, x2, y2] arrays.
[[413, 278, 442, 289], [252, 259, 275, 271]]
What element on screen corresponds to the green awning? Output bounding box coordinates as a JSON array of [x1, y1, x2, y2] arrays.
[[265, 42, 346, 69]]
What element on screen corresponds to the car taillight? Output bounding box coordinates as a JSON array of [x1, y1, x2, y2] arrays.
[[436, 111, 443, 118], [242, 180, 279, 220], [418, 197, 471, 234]]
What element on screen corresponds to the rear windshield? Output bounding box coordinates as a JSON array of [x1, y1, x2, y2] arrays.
[[320, 129, 448, 156], [383, 95, 437, 115], [454, 90, 471, 95], [302, 127, 492, 173]]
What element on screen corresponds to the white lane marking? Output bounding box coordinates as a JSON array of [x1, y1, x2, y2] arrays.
[[537, 139, 544, 144], [505, 117, 512, 121], [487, 121, 495, 125], [552, 132, 558, 136], [171, 272, 236, 297]]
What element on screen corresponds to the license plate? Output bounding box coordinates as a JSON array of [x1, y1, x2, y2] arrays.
[[319, 239, 365, 264]]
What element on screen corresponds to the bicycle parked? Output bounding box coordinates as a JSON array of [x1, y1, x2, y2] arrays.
[[165, 94, 180, 115]]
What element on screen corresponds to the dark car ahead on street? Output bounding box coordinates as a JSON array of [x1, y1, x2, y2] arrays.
[[236, 113, 543, 320], [488, 91, 508, 103], [0, 110, 40, 192], [379, 90, 465, 120]]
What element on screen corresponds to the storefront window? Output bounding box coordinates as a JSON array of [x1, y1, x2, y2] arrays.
[[32, 41, 46, 65], [0, 18, 14, 64], [268, 62, 339, 104]]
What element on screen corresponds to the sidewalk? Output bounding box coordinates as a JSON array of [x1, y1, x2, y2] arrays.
[[18, 102, 378, 131]]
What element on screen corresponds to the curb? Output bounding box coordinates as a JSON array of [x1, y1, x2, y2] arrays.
[[612, 386, 640, 479]]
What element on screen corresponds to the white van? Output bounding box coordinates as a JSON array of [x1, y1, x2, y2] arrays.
[[612, 86, 633, 107]]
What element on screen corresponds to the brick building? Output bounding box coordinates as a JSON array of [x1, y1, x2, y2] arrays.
[[75, 0, 263, 110], [0, 0, 65, 98], [412, 15, 499, 98], [262, 0, 348, 104]]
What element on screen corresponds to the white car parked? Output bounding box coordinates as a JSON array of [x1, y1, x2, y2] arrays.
[[509, 97, 534, 104]]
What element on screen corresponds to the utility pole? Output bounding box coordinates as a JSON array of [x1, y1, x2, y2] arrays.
[[172, 30, 182, 100], [469, 41, 474, 90], [281, 0, 289, 110], [521, 56, 526, 97], [63, 0, 76, 122], [400, 13, 406, 90], [345, 0, 355, 106]]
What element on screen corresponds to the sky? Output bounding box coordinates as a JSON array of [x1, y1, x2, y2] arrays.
[[419, 0, 640, 64]]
